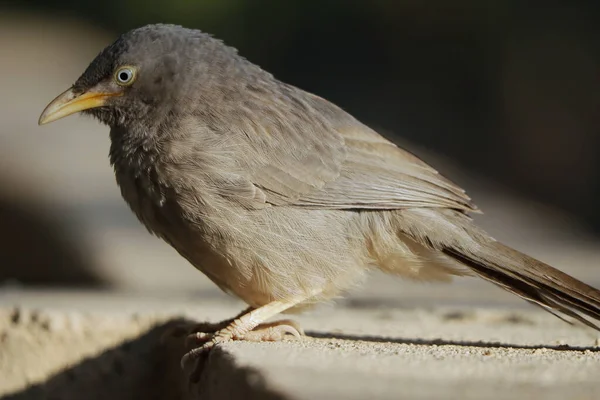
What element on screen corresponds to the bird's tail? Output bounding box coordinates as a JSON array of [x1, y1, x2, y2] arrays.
[[397, 208, 600, 330]]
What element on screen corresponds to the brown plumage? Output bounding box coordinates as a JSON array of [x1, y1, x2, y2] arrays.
[[39, 24, 600, 373]]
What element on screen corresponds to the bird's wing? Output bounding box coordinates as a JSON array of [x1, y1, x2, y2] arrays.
[[289, 124, 476, 211], [209, 87, 476, 213]]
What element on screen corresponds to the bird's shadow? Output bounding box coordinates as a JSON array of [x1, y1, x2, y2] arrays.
[[305, 330, 600, 352], [2, 318, 286, 400]]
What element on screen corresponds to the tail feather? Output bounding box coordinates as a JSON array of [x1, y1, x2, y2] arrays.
[[444, 244, 600, 330], [398, 208, 600, 331]]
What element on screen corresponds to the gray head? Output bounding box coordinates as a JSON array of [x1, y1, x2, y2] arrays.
[[39, 24, 268, 130]]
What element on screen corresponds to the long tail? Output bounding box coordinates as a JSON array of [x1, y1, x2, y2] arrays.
[[398, 208, 600, 330]]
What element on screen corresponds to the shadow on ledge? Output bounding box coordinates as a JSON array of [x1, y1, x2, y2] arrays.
[[2, 318, 287, 400]]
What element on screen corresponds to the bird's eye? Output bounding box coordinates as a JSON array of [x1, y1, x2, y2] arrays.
[[114, 66, 136, 86]]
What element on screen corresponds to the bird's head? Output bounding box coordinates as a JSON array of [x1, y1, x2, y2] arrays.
[[39, 24, 247, 130]]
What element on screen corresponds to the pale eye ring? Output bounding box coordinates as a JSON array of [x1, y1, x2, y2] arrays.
[[115, 67, 136, 86]]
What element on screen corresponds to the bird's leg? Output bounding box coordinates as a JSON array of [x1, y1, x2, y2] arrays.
[[181, 297, 308, 369]]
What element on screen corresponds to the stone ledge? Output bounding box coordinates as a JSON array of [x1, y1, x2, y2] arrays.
[[1, 291, 600, 400]]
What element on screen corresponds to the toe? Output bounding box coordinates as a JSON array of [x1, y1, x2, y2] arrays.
[[242, 321, 305, 342], [180, 341, 214, 370], [185, 331, 213, 348], [278, 319, 305, 336]]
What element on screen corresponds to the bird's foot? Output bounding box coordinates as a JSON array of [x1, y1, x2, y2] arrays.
[[179, 299, 309, 382], [185, 319, 304, 347], [161, 306, 254, 343], [181, 319, 304, 380]]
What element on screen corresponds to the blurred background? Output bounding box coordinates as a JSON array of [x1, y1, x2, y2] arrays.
[[0, 0, 599, 304]]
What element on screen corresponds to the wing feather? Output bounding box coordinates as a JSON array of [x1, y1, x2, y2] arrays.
[[200, 83, 476, 213]]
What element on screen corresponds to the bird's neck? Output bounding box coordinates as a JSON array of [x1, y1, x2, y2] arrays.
[[109, 125, 163, 174]]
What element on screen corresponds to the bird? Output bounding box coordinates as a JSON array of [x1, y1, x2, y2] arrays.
[[39, 24, 600, 372]]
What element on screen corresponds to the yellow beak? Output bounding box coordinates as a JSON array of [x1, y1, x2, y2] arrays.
[[38, 88, 122, 125]]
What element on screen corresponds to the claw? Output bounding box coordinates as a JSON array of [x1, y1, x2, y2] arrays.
[[282, 324, 303, 339], [181, 341, 215, 370], [283, 319, 305, 336]]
